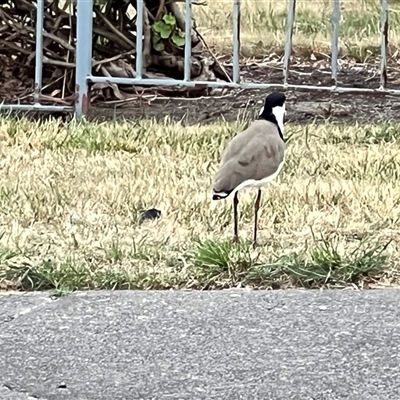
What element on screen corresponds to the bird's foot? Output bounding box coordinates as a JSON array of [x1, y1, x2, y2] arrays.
[[232, 235, 239, 244], [252, 241, 258, 250]]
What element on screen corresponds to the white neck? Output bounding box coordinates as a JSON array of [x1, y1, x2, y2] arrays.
[[272, 104, 285, 134]]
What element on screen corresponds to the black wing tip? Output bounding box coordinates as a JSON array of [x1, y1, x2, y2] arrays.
[[212, 190, 233, 200]]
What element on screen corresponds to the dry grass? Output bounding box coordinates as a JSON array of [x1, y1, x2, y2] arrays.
[[193, 0, 400, 61], [0, 113, 399, 291]]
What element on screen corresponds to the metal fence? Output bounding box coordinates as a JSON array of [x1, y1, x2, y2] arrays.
[[0, 0, 74, 114], [0, 0, 397, 118]]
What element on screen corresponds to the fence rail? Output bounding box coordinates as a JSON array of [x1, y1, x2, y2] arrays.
[[0, 0, 73, 113], [0, 0, 397, 118]]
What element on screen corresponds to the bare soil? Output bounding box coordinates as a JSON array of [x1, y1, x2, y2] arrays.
[[5, 64, 400, 124], [87, 64, 400, 125]]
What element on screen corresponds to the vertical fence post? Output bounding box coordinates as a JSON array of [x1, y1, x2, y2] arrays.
[[331, 0, 340, 85], [75, 0, 93, 118], [34, 0, 44, 104], [184, 0, 192, 81], [136, 0, 144, 80], [232, 0, 241, 84], [283, 0, 296, 86], [380, 0, 389, 90]]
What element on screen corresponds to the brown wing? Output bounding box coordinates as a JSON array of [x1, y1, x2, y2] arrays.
[[213, 120, 284, 193]]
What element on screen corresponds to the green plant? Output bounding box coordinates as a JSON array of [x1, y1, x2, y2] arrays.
[[151, 13, 186, 52]]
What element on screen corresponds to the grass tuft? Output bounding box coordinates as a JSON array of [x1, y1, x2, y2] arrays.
[[4, 259, 139, 291], [192, 239, 254, 288], [274, 240, 389, 288], [194, 239, 234, 271]]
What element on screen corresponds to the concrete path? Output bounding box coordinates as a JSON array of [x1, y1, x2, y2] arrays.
[[1, 289, 400, 400]]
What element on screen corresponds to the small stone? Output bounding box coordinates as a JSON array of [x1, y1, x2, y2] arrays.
[[58, 383, 67, 389], [140, 208, 162, 223]]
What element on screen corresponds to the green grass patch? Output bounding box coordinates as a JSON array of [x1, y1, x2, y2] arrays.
[[0, 239, 389, 292]]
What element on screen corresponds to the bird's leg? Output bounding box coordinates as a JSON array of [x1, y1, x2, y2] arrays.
[[233, 192, 239, 243], [253, 189, 262, 249]]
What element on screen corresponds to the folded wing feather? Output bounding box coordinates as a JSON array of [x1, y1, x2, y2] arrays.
[[213, 120, 284, 194]]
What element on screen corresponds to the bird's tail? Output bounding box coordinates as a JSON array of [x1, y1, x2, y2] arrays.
[[212, 189, 232, 201]]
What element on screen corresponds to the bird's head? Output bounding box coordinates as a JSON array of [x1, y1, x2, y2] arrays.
[[259, 91, 286, 137]]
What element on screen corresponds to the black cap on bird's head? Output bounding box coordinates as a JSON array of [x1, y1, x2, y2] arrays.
[[264, 91, 286, 109], [259, 91, 286, 139]]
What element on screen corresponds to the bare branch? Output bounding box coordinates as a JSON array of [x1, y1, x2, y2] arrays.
[[0, 0, 217, 104]]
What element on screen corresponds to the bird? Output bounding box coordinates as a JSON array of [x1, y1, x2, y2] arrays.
[[212, 91, 286, 248]]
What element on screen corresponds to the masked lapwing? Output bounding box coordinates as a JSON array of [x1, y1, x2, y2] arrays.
[[212, 91, 286, 248]]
